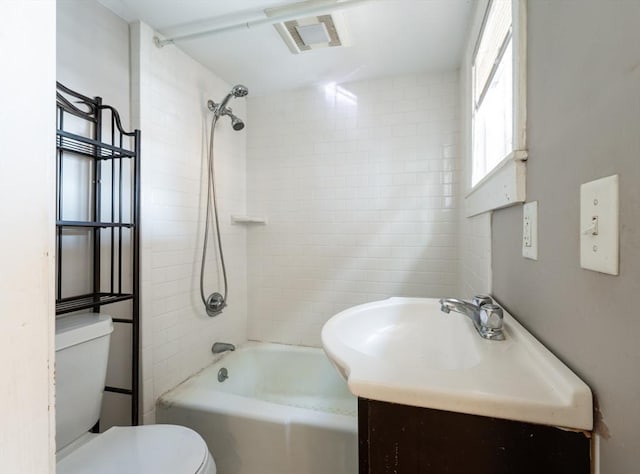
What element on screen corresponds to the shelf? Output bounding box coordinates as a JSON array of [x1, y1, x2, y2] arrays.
[[57, 130, 135, 160], [56, 292, 134, 315], [231, 215, 268, 225], [56, 82, 141, 425], [57, 220, 134, 228]]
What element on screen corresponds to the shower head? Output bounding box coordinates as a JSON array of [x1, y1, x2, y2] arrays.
[[231, 84, 249, 98], [210, 105, 245, 131], [214, 84, 249, 113], [228, 112, 245, 131], [219, 108, 245, 131]]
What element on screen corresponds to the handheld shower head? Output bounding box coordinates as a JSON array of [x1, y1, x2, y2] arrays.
[[231, 84, 248, 98], [214, 84, 249, 113]]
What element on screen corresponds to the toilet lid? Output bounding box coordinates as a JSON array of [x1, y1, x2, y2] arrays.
[[57, 425, 211, 474]]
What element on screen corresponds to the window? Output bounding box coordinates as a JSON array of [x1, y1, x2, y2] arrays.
[[465, 0, 527, 216], [472, 0, 513, 186]]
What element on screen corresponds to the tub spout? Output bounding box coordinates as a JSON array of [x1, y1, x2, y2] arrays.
[[212, 342, 236, 354]]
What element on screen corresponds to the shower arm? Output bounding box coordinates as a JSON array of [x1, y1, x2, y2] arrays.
[[153, 0, 373, 47]]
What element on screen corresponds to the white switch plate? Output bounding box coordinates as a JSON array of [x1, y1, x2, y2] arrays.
[[580, 174, 619, 275], [522, 201, 538, 260]]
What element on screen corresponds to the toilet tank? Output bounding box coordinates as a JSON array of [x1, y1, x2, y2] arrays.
[[55, 313, 113, 450]]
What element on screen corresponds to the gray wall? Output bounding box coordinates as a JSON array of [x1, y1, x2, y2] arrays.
[[492, 2, 640, 472]]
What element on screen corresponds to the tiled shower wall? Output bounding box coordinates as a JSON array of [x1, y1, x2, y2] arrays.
[[246, 72, 461, 346], [132, 22, 248, 423]]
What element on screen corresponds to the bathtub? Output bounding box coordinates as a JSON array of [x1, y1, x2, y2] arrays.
[[156, 342, 358, 474]]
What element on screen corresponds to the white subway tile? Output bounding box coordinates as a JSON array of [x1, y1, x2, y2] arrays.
[[138, 26, 248, 416], [239, 72, 462, 347]]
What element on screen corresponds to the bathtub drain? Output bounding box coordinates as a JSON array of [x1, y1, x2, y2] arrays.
[[218, 367, 229, 382]]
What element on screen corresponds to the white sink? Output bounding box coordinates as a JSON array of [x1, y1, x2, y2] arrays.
[[321, 297, 593, 431]]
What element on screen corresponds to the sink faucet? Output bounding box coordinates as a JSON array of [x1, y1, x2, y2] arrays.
[[211, 342, 236, 354], [439, 295, 505, 341]]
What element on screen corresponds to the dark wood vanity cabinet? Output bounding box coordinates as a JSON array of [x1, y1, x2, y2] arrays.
[[358, 398, 591, 474]]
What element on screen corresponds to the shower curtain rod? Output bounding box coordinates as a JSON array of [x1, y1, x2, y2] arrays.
[[154, 0, 372, 47]]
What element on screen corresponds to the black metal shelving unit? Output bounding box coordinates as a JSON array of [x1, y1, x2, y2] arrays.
[[56, 82, 141, 426]]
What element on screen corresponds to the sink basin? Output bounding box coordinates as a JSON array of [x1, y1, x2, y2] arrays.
[[339, 301, 484, 371], [321, 297, 593, 431]]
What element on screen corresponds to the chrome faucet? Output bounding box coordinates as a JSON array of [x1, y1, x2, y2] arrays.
[[439, 295, 505, 341], [211, 342, 236, 354]]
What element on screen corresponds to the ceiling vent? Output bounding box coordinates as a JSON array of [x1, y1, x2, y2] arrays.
[[272, 12, 349, 54]]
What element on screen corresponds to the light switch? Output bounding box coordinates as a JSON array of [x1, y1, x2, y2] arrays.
[[522, 201, 538, 260], [580, 174, 619, 275]]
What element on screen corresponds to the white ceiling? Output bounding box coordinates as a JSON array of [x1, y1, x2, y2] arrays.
[[98, 0, 473, 96]]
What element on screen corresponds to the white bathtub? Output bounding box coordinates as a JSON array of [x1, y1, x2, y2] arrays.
[[156, 342, 358, 474]]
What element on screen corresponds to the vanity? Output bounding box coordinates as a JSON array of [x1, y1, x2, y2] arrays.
[[322, 297, 593, 474]]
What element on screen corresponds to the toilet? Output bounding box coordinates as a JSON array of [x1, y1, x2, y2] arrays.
[[55, 312, 216, 474]]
